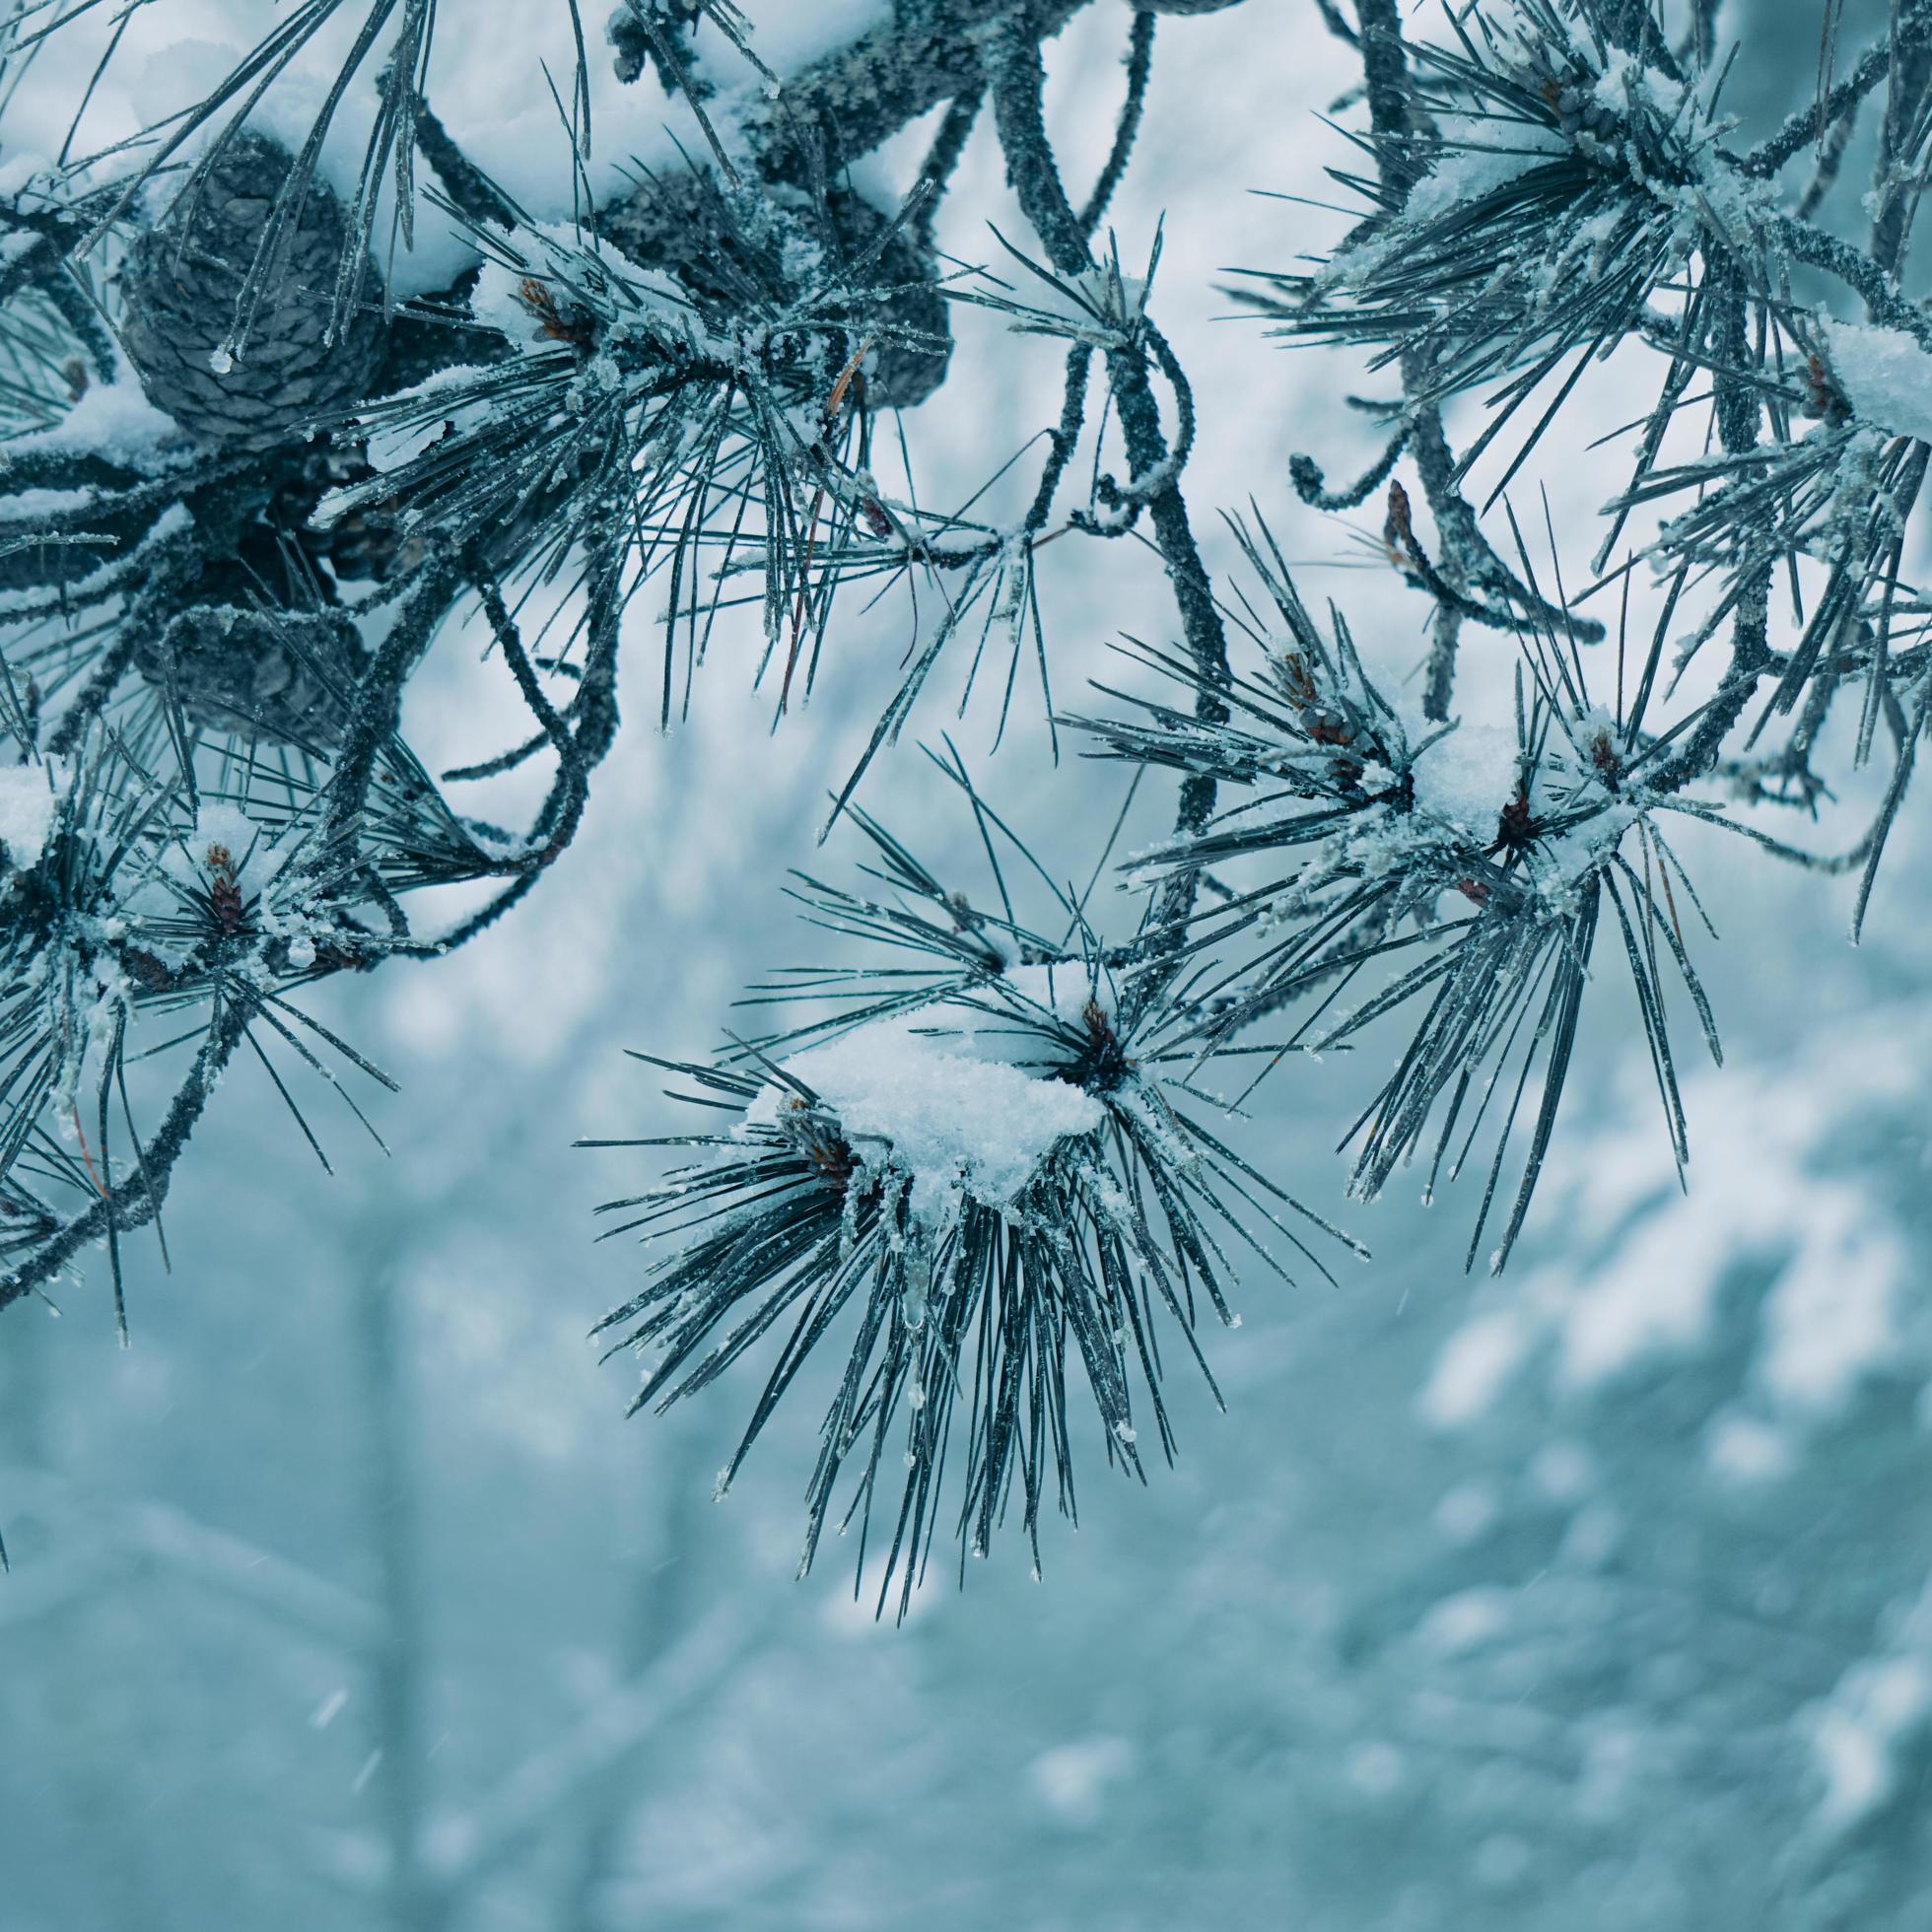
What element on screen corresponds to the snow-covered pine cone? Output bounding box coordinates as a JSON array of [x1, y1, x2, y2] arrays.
[[119, 132, 384, 452], [134, 602, 367, 748]]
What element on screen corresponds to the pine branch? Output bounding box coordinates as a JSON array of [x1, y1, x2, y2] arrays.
[[983, 18, 1230, 990]]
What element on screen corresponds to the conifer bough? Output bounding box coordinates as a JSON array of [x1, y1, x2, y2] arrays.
[[0, 0, 1925, 1588]]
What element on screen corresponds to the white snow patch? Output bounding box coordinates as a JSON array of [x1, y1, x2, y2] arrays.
[[1819, 317, 1932, 446], [191, 801, 261, 867], [1000, 960, 1106, 1028], [357, 362, 505, 476], [1806, 1652, 1932, 1835], [1420, 1009, 1919, 1437], [1404, 127, 1563, 228], [1413, 722, 1519, 837], [0, 763, 58, 868], [5, 376, 183, 467], [1555, 1228, 1725, 1388], [1007, 266, 1149, 341], [1758, 1215, 1902, 1414], [1420, 1308, 1534, 1428], [1592, 53, 1686, 124], [755, 1013, 1102, 1226], [163, 802, 269, 888]]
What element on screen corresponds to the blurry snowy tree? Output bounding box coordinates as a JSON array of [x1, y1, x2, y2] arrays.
[[0, 0, 1929, 1602]]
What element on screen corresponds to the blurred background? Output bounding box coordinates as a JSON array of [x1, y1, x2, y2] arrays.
[[3, 2, 1931, 1926]]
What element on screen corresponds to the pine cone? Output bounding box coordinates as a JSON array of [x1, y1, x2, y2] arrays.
[[135, 602, 367, 748], [119, 133, 384, 452]]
